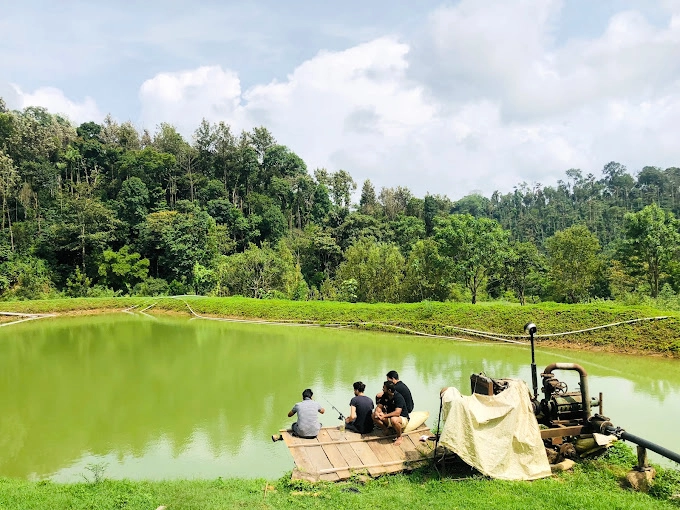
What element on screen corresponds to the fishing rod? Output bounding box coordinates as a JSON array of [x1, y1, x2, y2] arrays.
[[323, 397, 345, 421]]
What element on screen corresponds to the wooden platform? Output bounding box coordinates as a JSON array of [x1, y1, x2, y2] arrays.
[[279, 425, 433, 482]]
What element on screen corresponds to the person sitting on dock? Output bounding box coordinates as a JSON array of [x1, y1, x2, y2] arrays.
[[345, 381, 374, 434], [372, 381, 390, 423], [282, 388, 325, 440], [374, 371, 414, 416], [373, 381, 410, 445], [386, 370, 414, 414]]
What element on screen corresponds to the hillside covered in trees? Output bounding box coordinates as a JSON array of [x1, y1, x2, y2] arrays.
[[1, 99, 679, 305]]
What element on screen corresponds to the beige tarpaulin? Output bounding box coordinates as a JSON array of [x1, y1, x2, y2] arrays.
[[439, 379, 551, 481]]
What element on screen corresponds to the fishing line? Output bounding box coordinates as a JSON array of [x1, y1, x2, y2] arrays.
[[323, 397, 345, 421]]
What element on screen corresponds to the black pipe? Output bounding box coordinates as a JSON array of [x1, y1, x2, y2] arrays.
[[530, 331, 538, 400], [606, 426, 680, 465]]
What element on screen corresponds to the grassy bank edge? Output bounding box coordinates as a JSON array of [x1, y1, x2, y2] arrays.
[[2, 296, 680, 356]]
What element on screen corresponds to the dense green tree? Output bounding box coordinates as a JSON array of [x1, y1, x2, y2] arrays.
[[501, 241, 545, 305], [97, 245, 150, 292], [359, 179, 378, 215], [452, 193, 491, 217], [44, 183, 121, 278], [6, 100, 680, 304], [0, 150, 18, 249], [0, 254, 55, 299], [290, 224, 342, 289], [402, 239, 450, 302], [212, 241, 300, 298], [333, 212, 386, 250], [137, 202, 216, 282], [423, 195, 438, 236], [249, 126, 276, 165], [330, 170, 356, 211], [335, 238, 404, 303], [389, 215, 426, 255], [118, 147, 176, 194], [379, 186, 412, 220], [117, 177, 149, 230], [206, 199, 259, 252], [618, 204, 680, 297], [545, 224, 603, 303], [433, 214, 510, 304]]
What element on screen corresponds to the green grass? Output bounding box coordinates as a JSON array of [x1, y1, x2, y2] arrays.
[[2, 296, 680, 355], [1, 457, 678, 510]]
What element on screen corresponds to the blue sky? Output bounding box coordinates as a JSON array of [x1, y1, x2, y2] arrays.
[[3, 0, 680, 199]]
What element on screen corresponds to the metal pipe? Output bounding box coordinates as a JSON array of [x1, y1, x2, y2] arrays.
[[605, 426, 680, 465], [542, 363, 590, 423], [524, 323, 538, 400], [530, 331, 538, 400]]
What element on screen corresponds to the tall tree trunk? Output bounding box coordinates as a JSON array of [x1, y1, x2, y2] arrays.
[[81, 223, 86, 270], [6, 205, 13, 251]]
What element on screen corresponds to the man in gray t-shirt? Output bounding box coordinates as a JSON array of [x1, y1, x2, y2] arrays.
[[288, 388, 325, 438]]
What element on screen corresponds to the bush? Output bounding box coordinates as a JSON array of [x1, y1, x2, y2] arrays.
[[168, 279, 190, 296], [0, 256, 56, 300], [649, 467, 680, 500], [132, 277, 170, 297]]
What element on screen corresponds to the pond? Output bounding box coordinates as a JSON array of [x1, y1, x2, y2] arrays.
[[0, 313, 678, 481]]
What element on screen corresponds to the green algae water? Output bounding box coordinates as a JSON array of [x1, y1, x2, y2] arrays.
[[0, 313, 678, 481]]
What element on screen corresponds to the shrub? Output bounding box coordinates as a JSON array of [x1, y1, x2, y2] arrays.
[[132, 277, 170, 297]]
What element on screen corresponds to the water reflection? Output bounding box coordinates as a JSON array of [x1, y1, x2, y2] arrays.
[[0, 314, 678, 481]]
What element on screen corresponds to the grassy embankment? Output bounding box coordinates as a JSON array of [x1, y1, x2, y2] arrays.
[[0, 444, 679, 509], [3, 296, 680, 355]]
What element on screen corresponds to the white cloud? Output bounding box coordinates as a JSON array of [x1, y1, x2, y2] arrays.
[[413, 0, 680, 121], [240, 37, 436, 171], [139, 66, 244, 135], [8, 84, 102, 124], [7, 2, 680, 201]]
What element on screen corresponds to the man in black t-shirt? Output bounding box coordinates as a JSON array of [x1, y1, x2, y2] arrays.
[[387, 370, 414, 413], [345, 381, 374, 434], [372, 381, 410, 445]]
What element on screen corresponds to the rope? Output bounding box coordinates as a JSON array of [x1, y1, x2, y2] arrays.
[[529, 316, 670, 338], [0, 312, 57, 328]]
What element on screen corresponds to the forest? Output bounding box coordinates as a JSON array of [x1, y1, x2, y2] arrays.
[[1, 97, 679, 305]]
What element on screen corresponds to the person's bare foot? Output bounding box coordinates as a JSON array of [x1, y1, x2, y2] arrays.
[[393, 437, 403, 446]]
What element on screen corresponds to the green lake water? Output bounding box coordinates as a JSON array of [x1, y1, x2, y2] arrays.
[[0, 313, 678, 481]]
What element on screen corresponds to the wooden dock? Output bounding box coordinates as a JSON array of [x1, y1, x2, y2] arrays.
[[279, 425, 433, 482]]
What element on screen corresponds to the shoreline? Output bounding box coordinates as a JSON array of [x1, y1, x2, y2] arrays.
[[1, 296, 679, 357]]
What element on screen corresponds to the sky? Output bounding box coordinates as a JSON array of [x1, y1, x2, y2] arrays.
[[2, 0, 680, 200]]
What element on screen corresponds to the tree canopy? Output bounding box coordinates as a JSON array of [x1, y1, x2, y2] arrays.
[[2, 101, 680, 304]]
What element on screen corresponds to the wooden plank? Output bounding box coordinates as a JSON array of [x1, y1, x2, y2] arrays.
[[317, 429, 351, 480], [392, 426, 431, 467], [304, 443, 339, 482], [318, 458, 432, 475], [540, 426, 583, 439], [398, 434, 429, 465], [327, 429, 365, 475], [281, 431, 318, 480], [368, 436, 404, 474], [349, 437, 385, 477]]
